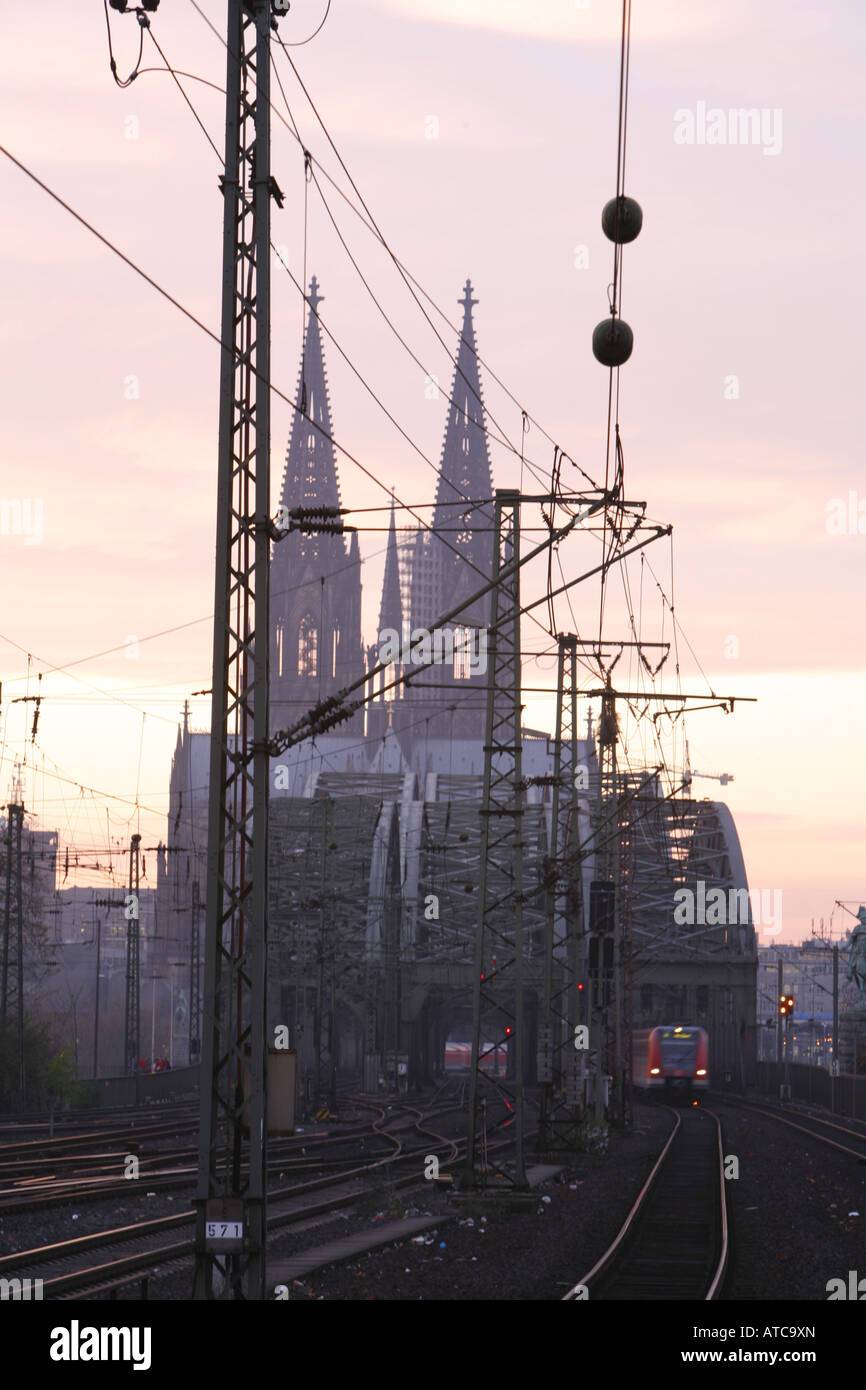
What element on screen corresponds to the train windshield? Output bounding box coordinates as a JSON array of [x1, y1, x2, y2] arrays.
[[659, 1030, 698, 1065]]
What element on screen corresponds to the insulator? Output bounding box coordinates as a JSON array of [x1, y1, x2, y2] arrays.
[[599, 690, 619, 746], [592, 317, 634, 368], [601, 196, 643, 244]]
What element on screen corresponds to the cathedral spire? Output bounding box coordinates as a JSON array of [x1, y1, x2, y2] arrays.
[[433, 279, 494, 527], [409, 280, 494, 634], [377, 492, 403, 637], [280, 275, 341, 516], [270, 277, 365, 731]]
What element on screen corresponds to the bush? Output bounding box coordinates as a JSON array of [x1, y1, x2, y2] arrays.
[[0, 1018, 86, 1111]]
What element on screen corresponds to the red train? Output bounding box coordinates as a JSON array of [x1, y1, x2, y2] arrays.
[[444, 1041, 508, 1073], [632, 1024, 709, 1101]]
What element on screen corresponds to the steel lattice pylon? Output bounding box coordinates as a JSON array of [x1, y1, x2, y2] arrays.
[[193, 0, 272, 1301], [588, 683, 618, 1122], [464, 489, 527, 1190], [617, 776, 634, 1127], [189, 877, 202, 1065], [124, 833, 141, 1077], [538, 635, 585, 1150], [313, 799, 337, 1112], [1, 803, 25, 1104]]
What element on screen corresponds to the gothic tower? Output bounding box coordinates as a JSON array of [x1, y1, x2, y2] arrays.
[[367, 493, 404, 742], [270, 277, 364, 733], [403, 279, 495, 742]]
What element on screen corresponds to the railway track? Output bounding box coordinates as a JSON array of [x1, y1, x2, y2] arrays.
[[0, 1096, 426, 1214], [0, 1087, 494, 1299], [712, 1093, 866, 1164], [0, 1100, 200, 1145], [563, 1105, 728, 1301]]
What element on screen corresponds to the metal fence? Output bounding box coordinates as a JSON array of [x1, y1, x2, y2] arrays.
[[91, 1064, 200, 1108], [755, 1061, 866, 1119]]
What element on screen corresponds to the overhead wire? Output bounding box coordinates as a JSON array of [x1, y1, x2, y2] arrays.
[[184, 0, 578, 489], [0, 538, 393, 693], [272, 39, 558, 498], [144, 26, 223, 163], [0, 155, 546, 644], [597, 0, 634, 652], [103, 0, 146, 88], [0, 69, 620, 673], [19, 14, 714, 838], [280, 0, 332, 47]]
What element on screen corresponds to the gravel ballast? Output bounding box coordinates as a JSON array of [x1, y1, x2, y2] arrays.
[[4, 1094, 863, 1302]]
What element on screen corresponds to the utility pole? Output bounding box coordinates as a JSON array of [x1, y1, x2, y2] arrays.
[[124, 833, 141, 1076], [464, 489, 527, 1191], [538, 634, 583, 1151], [382, 840, 401, 1099], [1, 802, 26, 1108], [150, 973, 158, 1068], [776, 958, 783, 1067], [588, 686, 618, 1124], [2, 809, 22, 1028], [314, 800, 332, 1108], [194, 0, 272, 1302], [1, 808, 10, 1036], [363, 955, 379, 1093], [92, 917, 102, 1079], [831, 944, 839, 1114], [189, 878, 201, 1065]]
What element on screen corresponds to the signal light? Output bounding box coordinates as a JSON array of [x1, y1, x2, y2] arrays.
[[696, 1069, 707, 1077]]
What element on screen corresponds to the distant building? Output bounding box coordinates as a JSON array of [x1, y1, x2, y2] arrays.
[[756, 938, 842, 1065]]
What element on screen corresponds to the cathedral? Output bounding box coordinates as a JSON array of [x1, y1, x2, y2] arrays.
[[157, 277, 757, 1096], [269, 274, 498, 783]]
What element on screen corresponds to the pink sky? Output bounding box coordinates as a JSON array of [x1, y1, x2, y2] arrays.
[[0, 0, 863, 940]]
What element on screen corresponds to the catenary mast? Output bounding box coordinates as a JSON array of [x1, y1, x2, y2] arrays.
[[193, 0, 273, 1301]]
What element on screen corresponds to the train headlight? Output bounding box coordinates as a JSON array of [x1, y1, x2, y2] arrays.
[[696, 1069, 707, 1076], [650, 1067, 660, 1075]]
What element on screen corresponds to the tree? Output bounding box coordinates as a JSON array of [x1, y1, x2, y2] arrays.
[[0, 1017, 82, 1111]]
